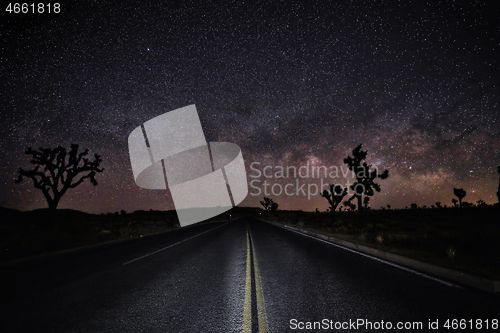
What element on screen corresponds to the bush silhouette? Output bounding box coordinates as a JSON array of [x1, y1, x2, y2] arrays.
[[363, 196, 370, 210], [343, 200, 356, 212], [476, 200, 487, 207], [260, 197, 278, 212], [497, 166, 500, 205], [15, 144, 103, 210]]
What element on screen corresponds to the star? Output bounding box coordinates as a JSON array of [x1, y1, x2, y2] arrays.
[[1, 0, 498, 213]]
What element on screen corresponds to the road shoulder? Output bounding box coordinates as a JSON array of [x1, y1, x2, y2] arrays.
[[260, 219, 500, 293]]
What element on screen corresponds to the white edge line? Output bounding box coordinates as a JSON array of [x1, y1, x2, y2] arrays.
[[276, 224, 462, 289], [123, 222, 228, 265]]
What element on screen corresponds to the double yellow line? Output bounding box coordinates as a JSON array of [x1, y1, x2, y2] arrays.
[[243, 224, 269, 333]]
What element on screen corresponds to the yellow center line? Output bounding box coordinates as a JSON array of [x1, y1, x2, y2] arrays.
[[243, 223, 269, 333], [243, 225, 252, 333], [250, 228, 269, 333]]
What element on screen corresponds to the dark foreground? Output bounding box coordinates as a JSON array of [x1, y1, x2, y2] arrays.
[[1, 218, 499, 332]]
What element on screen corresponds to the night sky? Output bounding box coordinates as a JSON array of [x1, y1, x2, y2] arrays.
[[1, 0, 499, 214]]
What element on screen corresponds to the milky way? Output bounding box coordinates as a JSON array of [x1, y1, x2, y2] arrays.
[[1, 0, 499, 213]]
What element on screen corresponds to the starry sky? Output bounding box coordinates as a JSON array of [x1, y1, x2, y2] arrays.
[[1, 0, 499, 213]]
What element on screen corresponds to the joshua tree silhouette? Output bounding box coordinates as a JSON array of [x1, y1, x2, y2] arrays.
[[260, 197, 278, 212], [453, 188, 467, 208], [15, 144, 103, 210], [344, 144, 389, 214], [320, 184, 347, 221]]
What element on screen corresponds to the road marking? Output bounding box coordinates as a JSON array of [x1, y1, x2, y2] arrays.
[[122, 223, 227, 265], [279, 224, 462, 289], [243, 225, 269, 333], [249, 229, 269, 333], [243, 227, 252, 333]]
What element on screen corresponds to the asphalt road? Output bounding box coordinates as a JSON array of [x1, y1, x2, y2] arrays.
[[1, 218, 499, 332]]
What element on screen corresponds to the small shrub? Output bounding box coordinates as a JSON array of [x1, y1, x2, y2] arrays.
[[394, 233, 410, 243], [337, 225, 350, 233], [446, 245, 457, 261], [97, 230, 114, 242]]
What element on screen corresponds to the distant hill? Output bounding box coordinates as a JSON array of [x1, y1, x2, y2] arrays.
[[0, 205, 265, 262], [0, 205, 264, 224]]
